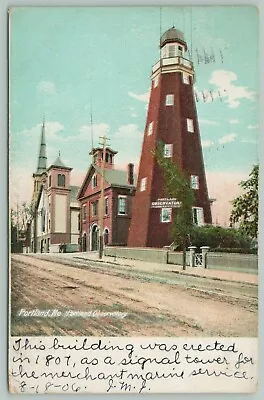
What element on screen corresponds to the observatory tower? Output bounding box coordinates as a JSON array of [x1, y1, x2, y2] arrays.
[[128, 28, 212, 248]]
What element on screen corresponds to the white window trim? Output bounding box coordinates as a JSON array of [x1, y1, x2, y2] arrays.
[[182, 72, 190, 85], [148, 121, 153, 136], [165, 94, 174, 106], [153, 76, 159, 88], [190, 175, 199, 190], [118, 195, 127, 216], [187, 118, 194, 133], [160, 208, 172, 223], [140, 177, 147, 192], [192, 207, 204, 226], [164, 144, 173, 158]]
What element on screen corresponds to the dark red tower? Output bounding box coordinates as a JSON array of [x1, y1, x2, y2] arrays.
[[128, 27, 212, 248]]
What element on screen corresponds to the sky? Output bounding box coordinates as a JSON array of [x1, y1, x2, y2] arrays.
[[9, 6, 259, 226]]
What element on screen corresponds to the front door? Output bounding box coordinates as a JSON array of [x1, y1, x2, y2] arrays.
[[91, 225, 98, 251]]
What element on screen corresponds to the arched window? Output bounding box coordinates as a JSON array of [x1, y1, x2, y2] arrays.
[[104, 228, 109, 245], [58, 174, 65, 187]]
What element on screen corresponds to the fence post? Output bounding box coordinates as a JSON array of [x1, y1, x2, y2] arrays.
[[188, 246, 197, 268], [201, 246, 210, 268]]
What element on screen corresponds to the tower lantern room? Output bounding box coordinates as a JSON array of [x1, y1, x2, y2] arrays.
[[160, 27, 187, 58]]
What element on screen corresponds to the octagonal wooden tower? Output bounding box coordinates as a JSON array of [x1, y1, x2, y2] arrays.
[[128, 27, 212, 248]]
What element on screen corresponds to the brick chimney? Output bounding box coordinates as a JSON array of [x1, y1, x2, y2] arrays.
[[127, 163, 134, 185]]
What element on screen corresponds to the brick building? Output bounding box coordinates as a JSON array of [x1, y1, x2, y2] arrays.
[[77, 147, 135, 251], [128, 27, 212, 248]]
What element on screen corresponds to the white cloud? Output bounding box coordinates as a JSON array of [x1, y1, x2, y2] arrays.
[[247, 124, 259, 130], [114, 124, 142, 139], [23, 121, 64, 141], [230, 119, 239, 124], [199, 119, 217, 126], [241, 139, 258, 144], [129, 107, 137, 118], [72, 123, 110, 143], [201, 140, 214, 148], [128, 91, 150, 102], [209, 70, 256, 108], [37, 80, 57, 95], [218, 133, 237, 144]]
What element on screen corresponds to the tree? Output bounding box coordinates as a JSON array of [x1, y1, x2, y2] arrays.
[[154, 142, 194, 269], [230, 165, 258, 239], [10, 201, 35, 252]]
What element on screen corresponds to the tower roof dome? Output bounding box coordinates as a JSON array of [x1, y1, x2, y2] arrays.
[[160, 27, 187, 49]]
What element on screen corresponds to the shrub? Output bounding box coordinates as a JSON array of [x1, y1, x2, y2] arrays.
[[189, 225, 253, 253]]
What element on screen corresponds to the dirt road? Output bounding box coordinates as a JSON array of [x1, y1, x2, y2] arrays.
[[10, 254, 258, 337]]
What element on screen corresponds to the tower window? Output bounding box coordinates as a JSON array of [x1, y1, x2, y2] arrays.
[[160, 208, 172, 223], [190, 175, 199, 190], [57, 174, 65, 187], [165, 94, 174, 106], [48, 175, 51, 187], [164, 144, 173, 158], [118, 196, 127, 215], [104, 197, 109, 215], [178, 45, 183, 56], [187, 118, 194, 132], [148, 121, 153, 136], [153, 76, 159, 88], [105, 153, 109, 163], [140, 177, 147, 192], [168, 45, 176, 57], [182, 72, 190, 85], [192, 207, 204, 226], [92, 174, 97, 189]]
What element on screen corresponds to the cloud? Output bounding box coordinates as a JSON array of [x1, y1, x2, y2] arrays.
[[218, 133, 237, 144], [65, 123, 110, 143], [209, 70, 256, 108], [23, 121, 64, 141], [9, 166, 33, 208], [201, 140, 214, 148], [37, 80, 57, 95], [129, 107, 137, 118], [199, 119, 217, 126], [128, 91, 150, 102], [241, 139, 258, 145], [230, 119, 239, 124], [114, 124, 142, 139], [247, 124, 259, 130]]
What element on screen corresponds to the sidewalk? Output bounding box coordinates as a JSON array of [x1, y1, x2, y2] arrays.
[[60, 251, 258, 285]]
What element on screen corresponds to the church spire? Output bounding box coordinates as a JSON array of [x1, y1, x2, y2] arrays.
[[36, 118, 47, 175]]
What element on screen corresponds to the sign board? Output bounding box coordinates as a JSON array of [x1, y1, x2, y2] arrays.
[[151, 198, 181, 208]]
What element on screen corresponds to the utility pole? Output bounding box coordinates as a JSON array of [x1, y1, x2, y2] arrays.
[[98, 135, 109, 259]]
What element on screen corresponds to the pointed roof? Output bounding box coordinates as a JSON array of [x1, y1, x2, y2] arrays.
[[160, 27, 187, 50], [77, 164, 136, 200], [35, 120, 47, 175], [47, 152, 72, 171]]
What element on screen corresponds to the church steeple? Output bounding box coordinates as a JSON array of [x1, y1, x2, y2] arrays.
[[35, 118, 47, 175]]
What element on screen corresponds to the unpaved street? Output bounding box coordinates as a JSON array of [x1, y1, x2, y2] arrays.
[[11, 254, 258, 337]]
